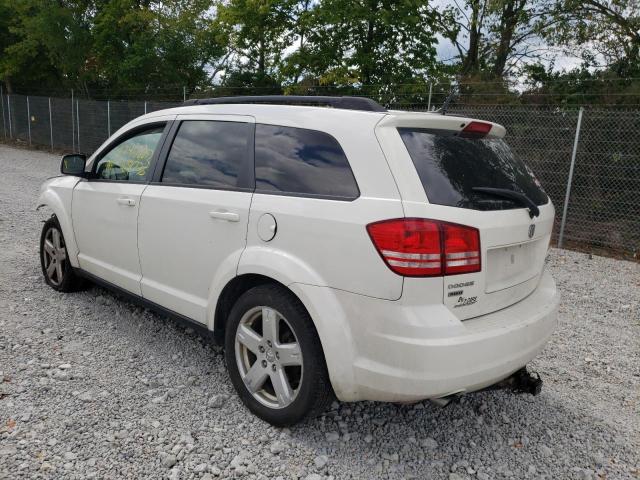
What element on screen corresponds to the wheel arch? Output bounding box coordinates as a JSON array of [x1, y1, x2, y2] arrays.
[[37, 183, 80, 268], [212, 273, 284, 343], [212, 272, 357, 401]]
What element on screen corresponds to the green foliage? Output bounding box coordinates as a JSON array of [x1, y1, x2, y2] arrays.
[[438, 0, 556, 79], [543, 0, 640, 77], [0, 0, 226, 96], [301, 0, 441, 86], [215, 0, 297, 89], [0, 0, 638, 102], [520, 63, 640, 106]]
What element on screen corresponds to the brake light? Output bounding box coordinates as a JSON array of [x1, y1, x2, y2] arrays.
[[460, 121, 492, 138], [367, 219, 481, 277]]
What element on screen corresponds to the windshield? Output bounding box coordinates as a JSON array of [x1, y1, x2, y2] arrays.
[[398, 128, 548, 211]]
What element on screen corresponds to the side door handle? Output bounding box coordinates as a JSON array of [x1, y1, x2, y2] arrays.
[[117, 197, 136, 207], [209, 210, 240, 222]]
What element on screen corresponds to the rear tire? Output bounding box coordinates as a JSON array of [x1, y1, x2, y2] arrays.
[[40, 216, 85, 292], [224, 284, 333, 426]]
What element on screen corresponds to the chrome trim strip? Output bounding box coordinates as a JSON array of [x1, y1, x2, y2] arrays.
[[381, 250, 441, 261], [445, 251, 479, 260], [387, 259, 441, 269], [446, 258, 480, 267]]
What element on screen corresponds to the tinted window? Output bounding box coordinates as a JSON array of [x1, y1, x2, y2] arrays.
[[95, 126, 164, 181], [255, 124, 359, 199], [398, 128, 548, 211], [162, 120, 250, 188]]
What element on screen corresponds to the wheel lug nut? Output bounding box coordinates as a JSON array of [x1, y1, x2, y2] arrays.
[[267, 340, 272, 347], [271, 364, 276, 372], [259, 345, 265, 353], [275, 352, 279, 359], [261, 360, 267, 368]]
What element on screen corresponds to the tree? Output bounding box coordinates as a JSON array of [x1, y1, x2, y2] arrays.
[[0, 0, 93, 93], [545, 0, 640, 77], [92, 0, 226, 96], [439, 0, 554, 79], [300, 0, 442, 86], [280, 0, 314, 86], [215, 0, 299, 90], [0, 0, 226, 97]]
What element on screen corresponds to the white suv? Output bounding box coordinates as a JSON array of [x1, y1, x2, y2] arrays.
[[38, 96, 559, 426]]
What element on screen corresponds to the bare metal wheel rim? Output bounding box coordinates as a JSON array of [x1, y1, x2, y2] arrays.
[[234, 306, 303, 409], [43, 227, 67, 286]]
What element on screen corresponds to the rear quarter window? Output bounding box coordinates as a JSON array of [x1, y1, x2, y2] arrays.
[[255, 124, 359, 200], [398, 128, 547, 211]]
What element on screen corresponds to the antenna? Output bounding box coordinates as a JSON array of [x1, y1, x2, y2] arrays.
[[439, 89, 458, 115]]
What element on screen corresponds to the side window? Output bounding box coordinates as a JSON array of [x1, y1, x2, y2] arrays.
[[161, 120, 250, 188], [255, 124, 359, 199], [95, 125, 164, 181]]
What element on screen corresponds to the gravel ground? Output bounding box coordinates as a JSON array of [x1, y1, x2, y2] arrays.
[[0, 143, 638, 480]]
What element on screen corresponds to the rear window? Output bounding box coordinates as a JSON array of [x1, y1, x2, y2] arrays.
[[398, 128, 547, 211], [255, 124, 359, 200]]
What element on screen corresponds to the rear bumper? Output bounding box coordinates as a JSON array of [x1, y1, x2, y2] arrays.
[[296, 270, 559, 402]]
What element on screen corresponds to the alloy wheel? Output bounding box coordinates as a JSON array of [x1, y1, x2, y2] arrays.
[[42, 227, 67, 286], [234, 306, 303, 409]]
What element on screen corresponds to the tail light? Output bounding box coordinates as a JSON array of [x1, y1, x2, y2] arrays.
[[442, 223, 481, 274], [367, 218, 480, 277]]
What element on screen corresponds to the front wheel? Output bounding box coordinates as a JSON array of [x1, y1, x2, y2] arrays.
[[224, 284, 333, 426], [40, 216, 84, 292]]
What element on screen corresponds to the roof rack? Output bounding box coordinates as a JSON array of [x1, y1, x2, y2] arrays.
[[183, 95, 387, 113]]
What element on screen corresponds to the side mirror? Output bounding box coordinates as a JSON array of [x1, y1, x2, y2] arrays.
[[60, 154, 87, 176]]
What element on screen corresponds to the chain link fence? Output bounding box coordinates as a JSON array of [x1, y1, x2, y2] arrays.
[[1, 93, 638, 258]]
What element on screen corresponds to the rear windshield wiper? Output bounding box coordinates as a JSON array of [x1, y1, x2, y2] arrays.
[[472, 187, 540, 218]]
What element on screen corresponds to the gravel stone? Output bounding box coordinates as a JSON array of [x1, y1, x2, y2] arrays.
[[0, 447, 17, 456], [78, 391, 95, 402], [421, 437, 438, 449], [52, 370, 71, 382], [0, 144, 638, 479], [207, 394, 228, 408], [270, 441, 287, 454], [539, 444, 553, 457], [162, 455, 177, 468], [325, 432, 340, 442]]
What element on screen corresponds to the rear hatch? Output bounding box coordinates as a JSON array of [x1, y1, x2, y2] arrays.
[[377, 113, 554, 320]]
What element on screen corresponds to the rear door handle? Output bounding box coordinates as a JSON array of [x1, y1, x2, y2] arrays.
[[209, 210, 240, 222], [116, 197, 136, 207]]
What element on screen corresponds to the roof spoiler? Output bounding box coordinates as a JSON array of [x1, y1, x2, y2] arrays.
[[183, 95, 387, 113]]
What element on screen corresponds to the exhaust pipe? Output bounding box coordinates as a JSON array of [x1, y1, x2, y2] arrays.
[[430, 391, 464, 408], [430, 368, 543, 408], [430, 396, 454, 407]]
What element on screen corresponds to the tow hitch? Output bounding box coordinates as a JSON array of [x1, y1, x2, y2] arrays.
[[493, 367, 543, 396]]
